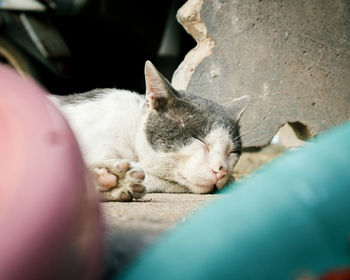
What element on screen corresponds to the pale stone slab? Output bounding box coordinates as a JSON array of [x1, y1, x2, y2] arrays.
[[173, 0, 350, 147]]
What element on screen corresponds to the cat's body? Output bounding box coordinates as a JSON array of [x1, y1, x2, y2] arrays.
[[50, 61, 249, 201]]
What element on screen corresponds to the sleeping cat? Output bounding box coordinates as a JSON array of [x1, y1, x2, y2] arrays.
[[49, 61, 249, 202]]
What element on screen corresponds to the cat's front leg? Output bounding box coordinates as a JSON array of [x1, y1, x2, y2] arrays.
[[90, 159, 146, 202]]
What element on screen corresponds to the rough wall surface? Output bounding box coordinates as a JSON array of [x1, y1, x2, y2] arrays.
[[172, 0, 350, 147]]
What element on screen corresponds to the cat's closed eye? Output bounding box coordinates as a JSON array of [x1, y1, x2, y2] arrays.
[[229, 149, 240, 156]]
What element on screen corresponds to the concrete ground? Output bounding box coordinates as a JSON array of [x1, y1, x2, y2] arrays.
[[101, 193, 216, 278], [101, 144, 289, 278]]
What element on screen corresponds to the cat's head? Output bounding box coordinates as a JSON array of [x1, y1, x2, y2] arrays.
[[141, 61, 249, 193]]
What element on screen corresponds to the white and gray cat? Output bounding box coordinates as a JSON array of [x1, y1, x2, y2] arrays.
[[49, 61, 249, 202]]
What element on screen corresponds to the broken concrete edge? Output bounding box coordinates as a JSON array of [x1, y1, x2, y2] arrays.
[[172, 0, 319, 148], [171, 0, 214, 90], [239, 120, 311, 152], [275, 123, 307, 148], [257, 120, 311, 149]]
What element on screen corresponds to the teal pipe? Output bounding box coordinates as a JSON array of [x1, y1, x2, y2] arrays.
[[119, 121, 350, 280]]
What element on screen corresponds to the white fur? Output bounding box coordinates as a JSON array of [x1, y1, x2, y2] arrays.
[[49, 89, 238, 194], [50, 90, 143, 164]]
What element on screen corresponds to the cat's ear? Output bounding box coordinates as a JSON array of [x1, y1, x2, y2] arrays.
[[144, 60, 177, 111], [223, 95, 250, 121]]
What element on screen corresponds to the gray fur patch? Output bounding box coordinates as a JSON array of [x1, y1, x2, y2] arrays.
[[145, 90, 242, 154]]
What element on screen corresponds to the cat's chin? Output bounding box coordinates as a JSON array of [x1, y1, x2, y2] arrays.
[[175, 173, 215, 194], [183, 177, 216, 194], [187, 183, 215, 194], [189, 176, 229, 194]]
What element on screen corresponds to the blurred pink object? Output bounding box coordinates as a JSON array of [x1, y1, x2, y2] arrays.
[[0, 65, 103, 280]]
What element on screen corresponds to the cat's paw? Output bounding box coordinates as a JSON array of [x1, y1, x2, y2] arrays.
[[93, 159, 146, 202]]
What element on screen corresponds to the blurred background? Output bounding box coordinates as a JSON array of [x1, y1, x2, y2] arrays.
[[0, 0, 195, 94]]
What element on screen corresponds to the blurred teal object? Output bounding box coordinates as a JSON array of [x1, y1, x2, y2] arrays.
[[119, 121, 350, 280]]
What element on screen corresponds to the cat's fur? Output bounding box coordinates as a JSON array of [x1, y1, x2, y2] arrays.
[[49, 61, 249, 201]]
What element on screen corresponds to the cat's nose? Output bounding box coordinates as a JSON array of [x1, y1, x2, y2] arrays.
[[213, 166, 227, 181]]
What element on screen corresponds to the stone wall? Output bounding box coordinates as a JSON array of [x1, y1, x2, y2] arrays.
[[172, 0, 350, 147]]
